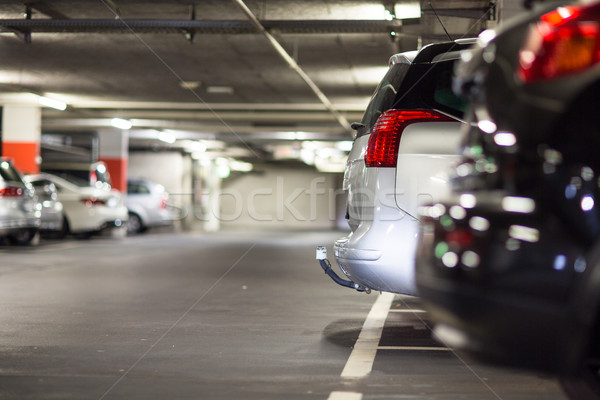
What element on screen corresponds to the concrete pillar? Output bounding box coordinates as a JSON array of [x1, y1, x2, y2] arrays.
[[1, 104, 41, 174], [203, 160, 221, 232], [98, 129, 128, 193]]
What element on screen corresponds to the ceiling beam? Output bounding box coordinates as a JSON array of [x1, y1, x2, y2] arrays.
[[0, 18, 403, 34]]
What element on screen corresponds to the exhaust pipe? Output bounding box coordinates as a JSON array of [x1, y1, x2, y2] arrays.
[[316, 246, 370, 293]]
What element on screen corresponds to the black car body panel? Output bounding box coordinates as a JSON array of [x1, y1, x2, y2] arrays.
[[415, 0, 600, 379]]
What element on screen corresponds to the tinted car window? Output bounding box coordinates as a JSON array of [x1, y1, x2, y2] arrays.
[[0, 161, 23, 183], [360, 62, 411, 135], [393, 58, 467, 118], [128, 182, 151, 194], [44, 170, 88, 186]]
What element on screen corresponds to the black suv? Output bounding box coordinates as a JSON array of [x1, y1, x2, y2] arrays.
[[415, 0, 600, 398]]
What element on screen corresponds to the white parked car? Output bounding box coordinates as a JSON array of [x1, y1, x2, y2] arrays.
[[126, 178, 177, 234], [0, 159, 40, 245], [29, 178, 64, 233], [25, 173, 128, 237], [318, 39, 475, 295]]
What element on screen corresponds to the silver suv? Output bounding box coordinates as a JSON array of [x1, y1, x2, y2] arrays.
[[0, 159, 41, 245]]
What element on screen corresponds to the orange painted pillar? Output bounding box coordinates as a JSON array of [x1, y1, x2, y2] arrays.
[[1, 105, 41, 174], [98, 129, 128, 193]]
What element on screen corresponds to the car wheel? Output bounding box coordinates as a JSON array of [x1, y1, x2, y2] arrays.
[[126, 213, 145, 234], [7, 229, 39, 246]]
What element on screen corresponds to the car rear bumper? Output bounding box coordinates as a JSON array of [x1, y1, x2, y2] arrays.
[[334, 216, 419, 295], [0, 217, 40, 234]]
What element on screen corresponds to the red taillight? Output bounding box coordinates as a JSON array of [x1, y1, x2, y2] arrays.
[[365, 110, 455, 167], [81, 197, 106, 207], [90, 170, 97, 186], [0, 186, 23, 197], [160, 194, 168, 209], [518, 3, 600, 82]]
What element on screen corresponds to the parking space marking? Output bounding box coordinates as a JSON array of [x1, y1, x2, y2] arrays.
[[388, 309, 427, 313], [377, 346, 451, 351], [327, 391, 363, 400], [340, 292, 395, 378]]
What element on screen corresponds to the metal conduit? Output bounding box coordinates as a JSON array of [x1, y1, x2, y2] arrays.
[[232, 0, 352, 132]]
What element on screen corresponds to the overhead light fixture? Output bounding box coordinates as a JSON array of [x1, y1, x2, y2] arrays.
[[336, 141, 354, 152], [37, 96, 67, 111], [157, 131, 176, 144], [111, 118, 133, 130], [180, 81, 201, 90], [229, 159, 253, 172], [395, 2, 421, 19], [207, 86, 234, 95]]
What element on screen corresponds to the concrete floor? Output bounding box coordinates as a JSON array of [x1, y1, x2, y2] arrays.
[[0, 230, 567, 400]]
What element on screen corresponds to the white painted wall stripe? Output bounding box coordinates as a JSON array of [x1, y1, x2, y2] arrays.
[[340, 292, 395, 378], [327, 391, 363, 400]]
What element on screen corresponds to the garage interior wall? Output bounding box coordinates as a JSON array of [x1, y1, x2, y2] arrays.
[[220, 167, 346, 230]]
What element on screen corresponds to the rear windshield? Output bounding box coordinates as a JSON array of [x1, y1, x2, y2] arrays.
[[43, 166, 111, 188], [358, 53, 467, 137], [128, 181, 151, 194], [44, 170, 89, 186], [0, 161, 24, 184], [360, 62, 410, 134], [392, 59, 467, 117]]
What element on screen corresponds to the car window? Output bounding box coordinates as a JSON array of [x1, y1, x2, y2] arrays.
[[93, 165, 111, 188], [44, 170, 88, 186], [360, 62, 411, 135], [431, 61, 467, 115], [128, 182, 151, 194], [391, 59, 467, 119], [0, 161, 24, 183]]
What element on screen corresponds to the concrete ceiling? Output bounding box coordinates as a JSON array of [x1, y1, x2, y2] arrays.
[[0, 0, 496, 164]]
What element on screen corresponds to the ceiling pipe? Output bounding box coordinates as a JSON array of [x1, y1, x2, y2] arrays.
[[231, 0, 352, 133], [0, 19, 402, 34]]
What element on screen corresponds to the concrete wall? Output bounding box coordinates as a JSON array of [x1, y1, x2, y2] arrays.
[[128, 154, 348, 231], [219, 165, 345, 230]]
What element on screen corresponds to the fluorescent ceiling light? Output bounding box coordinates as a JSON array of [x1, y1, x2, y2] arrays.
[[38, 96, 67, 111], [111, 118, 133, 130], [395, 2, 421, 19], [180, 81, 201, 90], [229, 160, 253, 172], [157, 131, 176, 144], [336, 141, 354, 152], [207, 86, 234, 95]]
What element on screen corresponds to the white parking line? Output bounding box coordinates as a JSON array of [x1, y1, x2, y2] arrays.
[[377, 346, 450, 351], [388, 309, 427, 313], [340, 292, 395, 378]]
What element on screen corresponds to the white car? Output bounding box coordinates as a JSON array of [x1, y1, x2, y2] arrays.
[[25, 173, 128, 237], [318, 39, 475, 295], [126, 178, 177, 234], [0, 159, 40, 245]]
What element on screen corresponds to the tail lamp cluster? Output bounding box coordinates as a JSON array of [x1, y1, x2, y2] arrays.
[[160, 194, 169, 209], [365, 110, 454, 168], [80, 197, 106, 207], [0, 186, 24, 197], [518, 2, 600, 82]]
